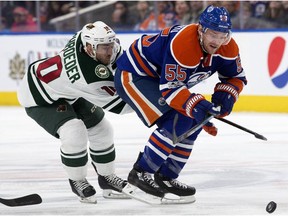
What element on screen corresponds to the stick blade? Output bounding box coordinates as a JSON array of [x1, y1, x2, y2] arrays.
[[0, 194, 42, 207], [254, 133, 268, 141]]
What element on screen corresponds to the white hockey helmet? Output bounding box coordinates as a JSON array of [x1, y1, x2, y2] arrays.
[[80, 21, 116, 60]]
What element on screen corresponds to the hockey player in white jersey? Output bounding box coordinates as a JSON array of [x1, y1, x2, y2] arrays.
[[17, 21, 132, 203]]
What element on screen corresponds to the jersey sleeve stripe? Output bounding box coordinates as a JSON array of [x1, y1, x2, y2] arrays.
[[102, 96, 127, 114], [130, 40, 157, 78], [166, 87, 192, 116], [136, 38, 158, 72], [27, 70, 48, 105], [161, 26, 172, 36], [32, 66, 55, 103], [126, 49, 147, 76], [27, 65, 54, 105]]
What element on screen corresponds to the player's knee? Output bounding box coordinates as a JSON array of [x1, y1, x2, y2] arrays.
[[88, 117, 114, 150], [58, 119, 88, 153]]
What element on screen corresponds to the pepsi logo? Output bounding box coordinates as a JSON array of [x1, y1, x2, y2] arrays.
[[268, 36, 288, 88]]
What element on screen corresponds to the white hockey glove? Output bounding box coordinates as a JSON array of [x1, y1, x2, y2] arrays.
[[110, 38, 123, 67]]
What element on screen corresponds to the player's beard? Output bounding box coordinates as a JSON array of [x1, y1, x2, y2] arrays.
[[203, 42, 220, 54], [96, 55, 111, 65]]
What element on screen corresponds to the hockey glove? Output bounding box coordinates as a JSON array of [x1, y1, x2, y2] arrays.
[[110, 38, 122, 69], [187, 94, 220, 123], [211, 83, 239, 118]]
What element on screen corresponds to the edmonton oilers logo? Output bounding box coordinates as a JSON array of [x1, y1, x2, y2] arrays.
[[268, 36, 288, 88]]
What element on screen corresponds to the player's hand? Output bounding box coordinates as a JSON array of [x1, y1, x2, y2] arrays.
[[212, 83, 239, 117], [191, 97, 220, 123]]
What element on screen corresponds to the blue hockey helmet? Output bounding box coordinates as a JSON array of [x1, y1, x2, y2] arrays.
[[199, 5, 232, 34]]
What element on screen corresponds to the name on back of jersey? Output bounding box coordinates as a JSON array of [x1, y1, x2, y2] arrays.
[[63, 34, 81, 83]]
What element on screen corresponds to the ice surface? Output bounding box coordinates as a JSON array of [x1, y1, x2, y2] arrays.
[[0, 107, 287, 215]]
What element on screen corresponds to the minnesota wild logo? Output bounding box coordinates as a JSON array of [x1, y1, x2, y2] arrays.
[[95, 64, 109, 79]]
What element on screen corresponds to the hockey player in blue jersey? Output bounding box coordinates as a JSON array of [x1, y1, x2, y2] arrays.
[[114, 5, 247, 204]]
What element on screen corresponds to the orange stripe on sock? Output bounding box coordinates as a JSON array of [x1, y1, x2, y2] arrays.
[[150, 135, 172, 154], [173, 148, 191, 157]]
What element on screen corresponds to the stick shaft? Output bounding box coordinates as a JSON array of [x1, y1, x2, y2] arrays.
[[173, 115, 214, 144], [173, 114, 267, 143], [215, 117, 267, 141]]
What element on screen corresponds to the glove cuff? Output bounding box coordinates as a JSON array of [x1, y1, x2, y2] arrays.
[[214, 83, 239, 101], [185, 94, 205, 118]]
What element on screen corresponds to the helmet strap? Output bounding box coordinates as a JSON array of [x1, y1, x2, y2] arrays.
[[198, 25, 208, 53], [222, 30, 232, 45], [84, 44, 97, 60]]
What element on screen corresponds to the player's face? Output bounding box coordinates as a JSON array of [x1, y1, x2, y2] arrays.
[[202, 29, 228, 54], [96, 42, 114, 65]]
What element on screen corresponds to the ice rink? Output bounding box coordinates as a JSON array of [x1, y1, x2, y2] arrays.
[[0, 106, 288, 215]]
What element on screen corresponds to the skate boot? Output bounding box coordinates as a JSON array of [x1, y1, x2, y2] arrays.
[[98, 174, 127, 192], [122, 153, 188, 204], [91, 162, 129, 199], [98, 174, 130, 199], [127, 166, 165, 198], [126, 152, 165, 198], [69, 178, 96, 204], [154, 172, 196, 203]]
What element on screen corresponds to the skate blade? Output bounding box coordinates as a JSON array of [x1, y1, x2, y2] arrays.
[[102, 189, 131, 199], [162, 194, 196, 204], [122, 183, 162, 205], [122, 183, 196, 205], [79, 195, 97, 204]]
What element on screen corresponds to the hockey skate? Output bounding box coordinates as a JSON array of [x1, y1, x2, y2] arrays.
[[122, 167, 181, 205], [98, 174, 130, 199], [122, 167, 164, 205], [122, 152, 180, 205], [91, 162, 130, 199], [69, 179, 97, 204], [124, 153, 164, 196], [154, 172, 196, 204], [128, 167, 165, 197]]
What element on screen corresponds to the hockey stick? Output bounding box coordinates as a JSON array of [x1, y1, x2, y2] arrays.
[[173, 114, 214, 144], [215, 117, 267, 141], [0, 194, 42, 207], [173, 113, 267, 144]]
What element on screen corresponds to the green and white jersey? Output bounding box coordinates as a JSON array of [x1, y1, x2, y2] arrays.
[[17, 31, 131, 114]]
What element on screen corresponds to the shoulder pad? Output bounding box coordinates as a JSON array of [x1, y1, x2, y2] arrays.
[[216, 38, 239, 58], [171, 24, 202, 68]]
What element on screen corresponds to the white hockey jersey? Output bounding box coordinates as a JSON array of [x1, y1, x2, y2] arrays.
[[17, 31, 131, 114]]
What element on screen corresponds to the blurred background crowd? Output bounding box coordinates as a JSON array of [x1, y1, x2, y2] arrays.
[[1, 1, 288, 33]]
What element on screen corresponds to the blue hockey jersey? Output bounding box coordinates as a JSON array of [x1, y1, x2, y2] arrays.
[[116, 24, 247, 117]]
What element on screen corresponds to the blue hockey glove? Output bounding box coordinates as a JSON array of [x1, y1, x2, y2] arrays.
[[212, 83, 239, 117], [188, 94, 220, 123]]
